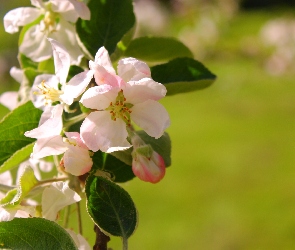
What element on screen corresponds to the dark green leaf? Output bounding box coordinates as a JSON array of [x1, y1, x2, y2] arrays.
[[151, 57, 216, 95], [136, 131, 172, 167], [76, 0, 135, 57], [67, 65, 84, 82], [104, 153, 135, 183], [0, 218, 78, 250], [124, 37, 193, 62], [86, 175, 137, 238], [0, 101, 42, 166]]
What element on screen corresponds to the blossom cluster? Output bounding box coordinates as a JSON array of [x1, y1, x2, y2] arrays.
[[0, 0, 170, 234]]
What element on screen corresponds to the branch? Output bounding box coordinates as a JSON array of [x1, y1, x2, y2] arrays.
[[93, 225, 110, 250]]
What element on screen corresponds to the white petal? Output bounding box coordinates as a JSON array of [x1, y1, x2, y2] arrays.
[[0, 209, 17, 222], [63, 145, 92, 176], [124, 78, 167, 104], [0, 171, 12, 186], [93, 47, 116, 75], [0, 92, 19, 110], [50, 19, 84, 65], [47, 38, 70, 85], [80, 111, 131, 152], [131, 100, 170, 139], [68, 0, 90, 20], [4, 7, 41, 33], [42, 181, 81, 221], [31, 135, 67, 159], [19, 24, 52, 62], [10, 67, 24, 83], [80, 85, 116, 110], [66, 229, 91, 250], [31, 0, 45, 8], [50, 0, 79, 22], [118, 57, 151, 82], [25, 105, 63, 138], [60, 70, 93, 105]]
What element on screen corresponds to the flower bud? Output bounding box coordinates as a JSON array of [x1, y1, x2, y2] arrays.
[[132, 144, 166, 183]]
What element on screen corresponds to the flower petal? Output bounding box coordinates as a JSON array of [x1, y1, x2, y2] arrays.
[[19, 24, 52, 62], [80, 85, 116, 110], [80, 111, 131, 152], [47, 38, 70, 85], [131, 100, 170, 139], [0, 92, 19, 110], [118, 57, 151, 82], [4, 7, 41, 33], [63, 145, 92, 176], [10, 67, 24, 83], [42, 181, 81, 221], [93, 47, 116, 75], [124, 78, 167, 104], [50, 0, 79, 22], [60, 70, 93, 105]]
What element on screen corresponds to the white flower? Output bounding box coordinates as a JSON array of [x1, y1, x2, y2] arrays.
[[80, 47, 170, 153], [42, 181, 81, 221], [66, 229, 91, 250], [4, 0, 90, 63], [31, 38, 92, 110]]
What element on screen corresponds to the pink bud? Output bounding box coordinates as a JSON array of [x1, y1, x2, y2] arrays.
[[132, 151, 166, 183]]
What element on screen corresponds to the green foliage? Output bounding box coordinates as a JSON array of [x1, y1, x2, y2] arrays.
[[151, 57, 216, 95], [85, 175, 137, 239], [124, 37, 193, 62], [0, 218, 78, 250], [0, 101, 42, 166], [76, 0, 135, 57]]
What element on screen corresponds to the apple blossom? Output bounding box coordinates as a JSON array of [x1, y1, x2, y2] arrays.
[[66, 229, 91, 250], [42, 181, 81, 221], [31, 38, 92, 110], [80, 47, 170, 153], [4, 0, 90, 63]]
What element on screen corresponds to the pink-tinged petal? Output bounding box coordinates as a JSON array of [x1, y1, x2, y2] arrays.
[[61, 70, 93, 105], [118, 58, 151, 82], [80, 111, 131, 152], [0, 172, 12, 186], [132, 151, 166, 183], [68, 0, 90, 20], [10, 67, 24, 83], [90, 61, 122, 87], [42, 181, 81, 221], [19, 24, 52, 62], [47, 38, 70, 85], [50, 19, 84, 65], [31, 135, 67, 159], [65, 132, 88, 149], [124, 78, 167, 104], [80, 85, 117, 110], [0, 92, 18, 110], [66, 230, 91, 250], [63, 144, 92, 176], [4, 7, 42, 33], [25, 105, 63, 138], [131, 100, 170, 139], [93, 47, 116, 75]]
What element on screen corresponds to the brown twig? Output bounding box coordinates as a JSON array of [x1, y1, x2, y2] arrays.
[[93, 225, 110, 250]]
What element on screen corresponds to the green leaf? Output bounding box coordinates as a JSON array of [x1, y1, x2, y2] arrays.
[[86, 175, 137, 238], [124, 37, 193, 62], [136, 131, 172, 167], [76, 0, 135, 57], [1, 166, 38, 207], [38, 58, 55, 74], [151, 57, 216, 95], [0, 218, 78, 250], [0, 142, 34, 174], [23, 68, 41, 86], [0, 101, 42, 166], [18, 53, 38, 69], [104, 153, 135, 183], [67, 65, 84, 82]]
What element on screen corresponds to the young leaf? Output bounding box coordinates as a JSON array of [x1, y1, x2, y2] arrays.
[[18, 53, 38, 69], [76, 0, 135, 57], [0, 142, 34, 174], [151, 57, 216, 95], [124, 37, 193, 62], [86, 175, 137, 239], [0, 101, 42, 166], [0, 218, 78, 250]]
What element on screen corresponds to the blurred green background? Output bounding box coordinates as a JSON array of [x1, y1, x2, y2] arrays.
[[1, 0, 295, 249]]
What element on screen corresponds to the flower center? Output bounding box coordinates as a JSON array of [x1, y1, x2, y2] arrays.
[[42, 11, 57, 34], [34, 80, 64, 105], [106, 90, 133, 125]]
